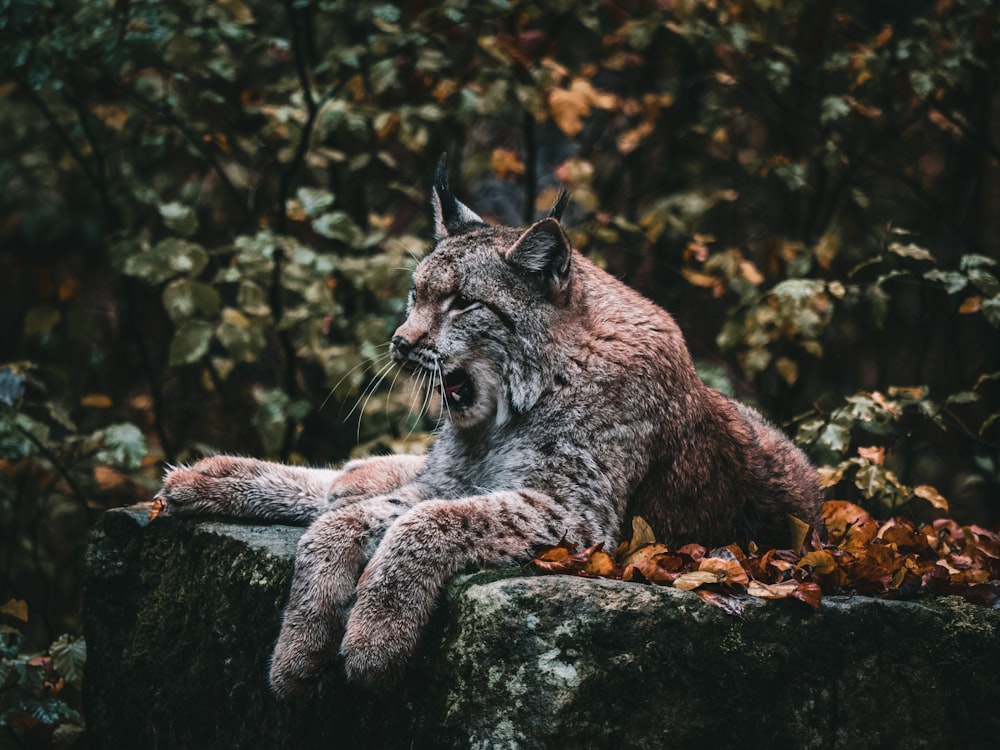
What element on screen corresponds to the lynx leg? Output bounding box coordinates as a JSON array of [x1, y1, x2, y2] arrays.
[[156, 455, 342, 524], [340, 490, 594, 686], [328, 454, 426, 505], [268, 492, 421, 698]]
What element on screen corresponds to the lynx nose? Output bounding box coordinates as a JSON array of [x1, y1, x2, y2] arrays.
[[391, 335, 413, 359]]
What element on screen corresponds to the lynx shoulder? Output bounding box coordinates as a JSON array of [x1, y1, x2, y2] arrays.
[[155, 157, 822, 691]]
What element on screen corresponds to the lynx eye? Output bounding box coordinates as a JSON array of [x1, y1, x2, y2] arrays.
[[447, 294, 478, 313]]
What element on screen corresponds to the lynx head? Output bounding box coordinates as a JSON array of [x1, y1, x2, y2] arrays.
[[390, 156, 574, 429]]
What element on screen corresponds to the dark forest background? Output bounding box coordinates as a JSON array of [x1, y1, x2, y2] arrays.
[[1, 0, 998, 742]]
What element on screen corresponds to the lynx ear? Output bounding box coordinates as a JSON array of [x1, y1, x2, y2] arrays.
[[505, 217, 572, 288], [431, 154, 486, 241], [547, 188, 571, 222]]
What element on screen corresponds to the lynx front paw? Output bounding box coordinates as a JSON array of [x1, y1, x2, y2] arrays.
[[340, 598, 417, 687], [155, 456, 266, 517], [339, 563, 430, 686], [269, 614, 341, 700]]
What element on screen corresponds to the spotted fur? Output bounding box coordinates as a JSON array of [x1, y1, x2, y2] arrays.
[[156, 157, 822, 694]]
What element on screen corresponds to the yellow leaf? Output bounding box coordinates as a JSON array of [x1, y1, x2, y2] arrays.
[[490, 148, 525, 179], [817, 464, 846, 488], [548, 78, 616, 137], [775, 357, 799, 386], [584, 550, 616, 576], [673, 570, 722, 591], [218, 0, 255, 25], [886, 385, 927, 401], [81, 393, 113, 408], [629, 516, 656, 550], [548, 87, 589, 137], [796, 550, 837, 575], [787, 513, 811, 551], [913, 484, 949, 511], [1, 598, 28, 622], [747, 580, 799, 599]]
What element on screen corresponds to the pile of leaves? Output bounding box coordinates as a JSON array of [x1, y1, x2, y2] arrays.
[[532, 502, 1000, 616]]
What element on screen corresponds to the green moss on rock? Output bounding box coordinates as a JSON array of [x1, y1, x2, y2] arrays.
[[85, 509, 1000, 750]]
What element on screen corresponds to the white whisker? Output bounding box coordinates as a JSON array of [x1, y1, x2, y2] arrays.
[[436, 363, 452, 424], [344, 359, 396, 425]]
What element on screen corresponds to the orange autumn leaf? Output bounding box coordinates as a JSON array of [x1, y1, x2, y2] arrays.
[[148, 497, 168, 521], [959, 296, 982, 314], [857, 445, 885, 465], [490, 148, 525, 180], [531, 503, 1000, 611], [699, 556, 749, 586]]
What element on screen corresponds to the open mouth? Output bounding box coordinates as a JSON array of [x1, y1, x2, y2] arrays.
[[440, 369, 475, 410]]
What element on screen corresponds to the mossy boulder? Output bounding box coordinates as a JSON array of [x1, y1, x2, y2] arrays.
[[84, 507, 1000, 749]]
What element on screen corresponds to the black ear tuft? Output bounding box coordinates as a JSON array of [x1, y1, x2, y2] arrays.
[[505, 217, 573, 289], [431, 153, 487, 241], [547, 188, 571, 222]]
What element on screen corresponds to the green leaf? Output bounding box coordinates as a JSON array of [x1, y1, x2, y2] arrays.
[[854, 462, 886, 499], [169, 319, 214, 365], [0, 368, 26, 407], [158, 201, 198, 237], [771, 279, 825, 301], [96, 423, 146, 469], [24, 306, 61, 337], [124, 240, 209, 284], [982, 296, 1000, 328], [795, 416, 827, 446], [296, 187, 335, 218], [237, 280, 270, 317], [960, 254, 996, 272], [923, 269, 967, 295], [909, 71, 934, 99], [26, 697, 82, 726], [162, 279, 221, 323], [216, 307, 266, 361], [968, 269, 1000, 297], [312, 211, 363, 245], [820, 95, 851, 124], [369, 58, 397, 95], [818, 421, 850, 453], [49, 635, 85, 688], [945, 391, 979, 405]]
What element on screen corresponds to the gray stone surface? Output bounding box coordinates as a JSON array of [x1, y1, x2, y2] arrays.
[[84, 507, 1000, 749]]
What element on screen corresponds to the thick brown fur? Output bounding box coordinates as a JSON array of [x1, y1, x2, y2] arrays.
[[156, 157, 821, 694]]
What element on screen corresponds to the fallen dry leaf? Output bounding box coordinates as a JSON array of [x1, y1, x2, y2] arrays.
[[148, 497, 168, 521], [530, 507, 1000, 615]]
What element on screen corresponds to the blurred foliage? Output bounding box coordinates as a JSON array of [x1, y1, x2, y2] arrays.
[[1, 0, 999, 735], [1, 598, 85, 750]]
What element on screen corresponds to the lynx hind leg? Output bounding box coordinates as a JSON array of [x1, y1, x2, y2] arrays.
[[269, 494, 417, 698], [329, 454, 427, 504], [157, 455, 342, 525], [733, 402, 823, 530]]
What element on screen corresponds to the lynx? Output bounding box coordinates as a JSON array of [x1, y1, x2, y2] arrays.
[[155, 157, 822, 695]]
